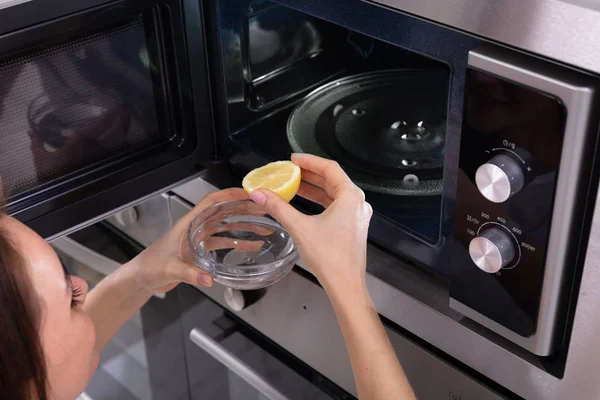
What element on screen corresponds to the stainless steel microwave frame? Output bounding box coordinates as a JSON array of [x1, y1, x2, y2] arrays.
[[450, 47, 599, 356]]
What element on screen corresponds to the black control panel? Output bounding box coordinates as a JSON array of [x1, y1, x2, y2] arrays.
[[450, 67, 566, 337]]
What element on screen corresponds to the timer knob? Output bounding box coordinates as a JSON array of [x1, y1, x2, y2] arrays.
[[475, 154, 525, 203], [469, 227, 516, 273]]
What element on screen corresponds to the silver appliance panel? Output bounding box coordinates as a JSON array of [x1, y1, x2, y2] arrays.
[[449, 45, 600, 355], [0, 0, 31, 10], [103, 178, 505, 399], [195, 269, 507, 400], [370, 0, 600, 75], [163, 176, 600, 399], [43, 173, 203, 243], [169, 190, 506, 400]]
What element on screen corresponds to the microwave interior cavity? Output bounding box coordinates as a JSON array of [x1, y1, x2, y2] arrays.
[[213, 0, 451, 246]]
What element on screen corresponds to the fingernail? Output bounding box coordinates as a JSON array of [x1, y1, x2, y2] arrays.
[[197, 274, 213, 287], [250, 190, 267, 206]]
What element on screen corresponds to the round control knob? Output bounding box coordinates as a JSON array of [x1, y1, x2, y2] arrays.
[[469, 228, 516, 273], [224, 288, 265, 312], [114, 207, 139, 227], [475, 154, 525, 203]]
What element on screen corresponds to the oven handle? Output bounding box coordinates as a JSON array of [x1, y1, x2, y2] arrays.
[[51, 236, 165, 299], [189, 328, 291, 400]]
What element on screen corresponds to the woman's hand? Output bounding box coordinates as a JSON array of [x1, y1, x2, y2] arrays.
[[250, 154, 417, 400], [85, 188, 252, 353], [131, 188, 250, 294], [249, 153, 373, 296]]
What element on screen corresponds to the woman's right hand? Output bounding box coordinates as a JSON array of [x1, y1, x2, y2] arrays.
[[249, 154, 373, 297], [252, 155, 417, 400]]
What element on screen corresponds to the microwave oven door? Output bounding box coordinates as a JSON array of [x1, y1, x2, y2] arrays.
[[0, 0, 215, 239]]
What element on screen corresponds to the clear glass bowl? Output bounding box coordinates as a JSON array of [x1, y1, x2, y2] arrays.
[[187, 200, 298, 290]]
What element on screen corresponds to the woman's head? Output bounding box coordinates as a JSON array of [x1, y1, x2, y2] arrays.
[[0, 205, 98, 399]]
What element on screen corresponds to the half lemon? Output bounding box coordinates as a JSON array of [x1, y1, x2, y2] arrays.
[[242, 161, 301, 202]]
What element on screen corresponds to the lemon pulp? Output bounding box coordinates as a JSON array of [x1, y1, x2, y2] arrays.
[[242, 161, 301, 202]]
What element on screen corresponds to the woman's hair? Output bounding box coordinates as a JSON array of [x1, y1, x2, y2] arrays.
[[0, 194, 48, 399]]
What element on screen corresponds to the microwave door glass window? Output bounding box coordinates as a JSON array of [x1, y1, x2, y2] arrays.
[[0, 19, 163, 202]]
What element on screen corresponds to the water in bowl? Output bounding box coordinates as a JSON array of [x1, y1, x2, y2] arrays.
[[192, 215, 295, 276]]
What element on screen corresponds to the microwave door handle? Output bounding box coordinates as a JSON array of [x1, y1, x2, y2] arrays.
[[189, 328, 291, 400], [51, 237, 165, 299]]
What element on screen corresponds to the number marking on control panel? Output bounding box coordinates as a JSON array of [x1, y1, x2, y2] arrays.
[[467, 215, 480, 224], [522, 242, 536, 252], [501, 140, 516, 149], [492, 147, 527, 165], [497, 216, 506, 224], [481, 212, 490, 220], [466, 229, 476, 236], [477, 222, 522, 270]]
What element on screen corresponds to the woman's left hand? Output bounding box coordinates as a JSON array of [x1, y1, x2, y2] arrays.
[[130, 188, 250, 293], [84, 188, 254, 355]]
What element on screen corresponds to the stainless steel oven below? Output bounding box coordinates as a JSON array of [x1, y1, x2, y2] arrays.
[[165, 175, 600, 400], [166, 181, 506, 400], [193, 270, 506, 400]]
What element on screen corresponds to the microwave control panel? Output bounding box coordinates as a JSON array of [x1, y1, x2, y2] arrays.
[[447, 44, 598, 357], [450, 136, 554, 338], [450, 137, 556, 337]]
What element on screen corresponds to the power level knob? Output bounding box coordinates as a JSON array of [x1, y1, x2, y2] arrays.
[[469, 228, 516, 273], [475, 154, 525, 203]]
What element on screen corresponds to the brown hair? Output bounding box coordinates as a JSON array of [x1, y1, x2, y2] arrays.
[[0, 202, 48, 398]]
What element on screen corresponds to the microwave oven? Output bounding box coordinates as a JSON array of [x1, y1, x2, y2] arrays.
[[201, 0, 600, 359], [1, 0, 600, 393]]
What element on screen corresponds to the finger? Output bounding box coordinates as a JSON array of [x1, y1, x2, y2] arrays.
[[191, 188, 249, 214], [300, 170, 326, 189], [202, 237, 265, 252], [297, 182, 333, 208], [291, 154, 354, 197], [165, 260, 214, 287], [365, 201, 373, 217], [301, 170, 340, 199], [249, 189, 306, 230]]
